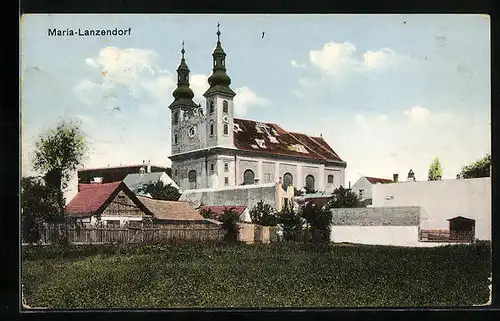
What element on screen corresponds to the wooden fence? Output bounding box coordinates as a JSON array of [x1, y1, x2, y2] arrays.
[[37, 224, 224, 244]]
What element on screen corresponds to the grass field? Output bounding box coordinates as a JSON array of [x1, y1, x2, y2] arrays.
[[21, 241, 491, 308]]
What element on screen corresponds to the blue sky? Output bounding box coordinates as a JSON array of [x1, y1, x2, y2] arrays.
[[21, 14, 490, 185]]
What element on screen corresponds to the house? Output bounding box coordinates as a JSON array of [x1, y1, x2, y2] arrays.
[[65, 181, 154, 227], [168, 26, 346, 193], [350, 175, 395, 204], [372, 177, 491, 241], [294, 191, 334, 209], [78, 161, 171, 184], [199, 205, 251, 223], [123, 170, 179, 194], [137, 195, 208, 225]]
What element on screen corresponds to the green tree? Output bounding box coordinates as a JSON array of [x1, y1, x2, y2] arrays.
[[218, 207, 241, 244], [278, 203, 305, 241], [139, 181, 181, 201], [21, 176, 64, 243], [250, 201, 279, 226], [428, 156, 443, 181], [459, 154, 491, 179], [199, 207, 215, 219], [300, 202, 333, 244], [327, 186, 362, 208]]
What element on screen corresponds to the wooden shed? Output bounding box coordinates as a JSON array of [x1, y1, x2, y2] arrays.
[[447, 216, 475, 242]]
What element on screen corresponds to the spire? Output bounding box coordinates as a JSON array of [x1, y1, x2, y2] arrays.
[[169, 41, 197, 110], [204, 22, 236, 98]]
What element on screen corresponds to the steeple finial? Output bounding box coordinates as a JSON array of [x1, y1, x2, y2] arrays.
[[217, 22, 221, 42], [181, 40, 185, 59]]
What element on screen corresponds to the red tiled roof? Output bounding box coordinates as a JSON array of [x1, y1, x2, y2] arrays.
[[200, 206, 247, 217], [137, 196, 205, 221], [66, 182, 122, 216], [233, 118, 344, 163], [365, 177, 394, 184]]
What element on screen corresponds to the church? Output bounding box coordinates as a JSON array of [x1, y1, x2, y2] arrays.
[[169, 25, 347, 193]]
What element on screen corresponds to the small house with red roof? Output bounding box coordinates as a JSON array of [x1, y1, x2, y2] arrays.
[[167, 27, 346, 195], [65, 181, 154, 227], [350, 175, 395, 205]]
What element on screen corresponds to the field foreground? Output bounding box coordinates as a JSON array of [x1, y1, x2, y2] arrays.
[[22, 241, 491, 308]]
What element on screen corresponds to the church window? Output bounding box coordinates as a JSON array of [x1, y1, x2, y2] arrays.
[[178, 75, 181, 82], [173, 111, 179, 124], [224, 163, 229, 172], [174, 169, 178, 176], [243, 169, 255, 185], [327, 174, 334, 184], [188, 170, 197, 189], [222, 59, 225, 66], [283, 173, 293, 189], [224, 177, 229, 186], [210, 163, 214, 173], [209, 101, 215, 114], [223, 124, 229, 135], [305, 175, 315, 192], [223, 100, 228, 113], [174, 134, 178, 145], [210, 123, 214, 136]]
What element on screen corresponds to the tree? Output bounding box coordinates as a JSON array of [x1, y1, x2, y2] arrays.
[[21, 176, 64, 243], [199, 207, 215, 219], [218, 207, 241, 244], [428, 156, 443, 181], [33, 120, 88, 192], [300, 202, 333, 243], [459, 154, 491, 179], [327, 186, 362, 208], [250, 201, 279, 226], [139, 181, 181, 201], [278, 203, 305, 241]]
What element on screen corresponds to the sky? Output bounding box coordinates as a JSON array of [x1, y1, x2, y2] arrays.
[[20, 14, 491, 186]]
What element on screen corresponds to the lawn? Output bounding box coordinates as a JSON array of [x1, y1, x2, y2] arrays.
[[21, 241, 491, 309]]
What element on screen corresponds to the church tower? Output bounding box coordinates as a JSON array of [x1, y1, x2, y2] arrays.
[[169, 42, 203, 156], [203, 23, 236, 149]]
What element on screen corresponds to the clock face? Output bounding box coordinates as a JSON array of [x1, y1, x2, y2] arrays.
[[188, 126, 196, 138]]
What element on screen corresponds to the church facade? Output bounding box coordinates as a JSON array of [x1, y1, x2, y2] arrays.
[[168, 27, 347, 193]]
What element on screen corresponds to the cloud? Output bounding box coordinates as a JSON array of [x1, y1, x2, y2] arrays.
[[291, 60, 306, 69], [75, 114, 95, 124], [234, 86, 269, 116], [403, 106, 452, 124]]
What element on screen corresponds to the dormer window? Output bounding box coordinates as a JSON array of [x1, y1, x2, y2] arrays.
[[209, 101, 215, 114], [223, 100, 228, 113]]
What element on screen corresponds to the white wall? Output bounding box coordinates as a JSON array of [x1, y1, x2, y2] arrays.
[[372, 178, 491, 240], [330, 226, 452, 247], [159, 172, 179, 189], [63, 170, 79, 205]]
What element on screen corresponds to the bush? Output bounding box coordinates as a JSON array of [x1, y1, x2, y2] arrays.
[[278, 204, 304, 241], [199, 207, 214, 219], [299, 202, 333, 244], [250, 201, 278, 226], [218, 208, 240, 244]]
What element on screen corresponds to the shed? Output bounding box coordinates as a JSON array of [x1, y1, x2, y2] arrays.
[[447, 216, 475, 242]]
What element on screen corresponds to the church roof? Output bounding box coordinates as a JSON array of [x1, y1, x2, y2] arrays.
[[233, 118, 345, 163]]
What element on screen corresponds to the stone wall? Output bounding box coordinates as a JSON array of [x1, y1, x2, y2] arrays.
[[180, 184, 279, 211], [330, 206, 421, 226]]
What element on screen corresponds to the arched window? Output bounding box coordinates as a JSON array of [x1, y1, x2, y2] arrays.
[[305, 175, 315, 192], [223, 100, 228, 113], [209, 101, 215, 114], [283, 173, 293, 190], [209, 122, 214, 136], [188, 170, 197, 189], [173, 111, 179, 125], [174, 134, 178, 145], [327, 174, 334, 184], [223, 123, 229, 135], [243, 169, 255, 185]]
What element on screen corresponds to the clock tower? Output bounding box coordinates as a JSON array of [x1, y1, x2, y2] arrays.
[[203, 23, 236, 149], [169, 42, 205, 156]]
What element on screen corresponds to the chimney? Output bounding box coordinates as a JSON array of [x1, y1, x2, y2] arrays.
[[147, 159, 151, 173], [456, 174, 461, 179], [348, 181, 351, 189], [407, 169, 415, 182], [393, 173, 399, 183]]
